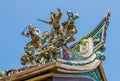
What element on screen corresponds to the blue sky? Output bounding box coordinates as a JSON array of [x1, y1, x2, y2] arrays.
[[0, 0, 119, 81]]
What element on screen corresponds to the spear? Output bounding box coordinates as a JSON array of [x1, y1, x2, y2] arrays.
[[36, 19, 48, 24]]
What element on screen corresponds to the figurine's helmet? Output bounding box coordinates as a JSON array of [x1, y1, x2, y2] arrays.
[[67, 10, 71, 16]]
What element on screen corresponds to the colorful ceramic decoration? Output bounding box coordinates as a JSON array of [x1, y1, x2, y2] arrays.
[[0, 9, 110, 81]]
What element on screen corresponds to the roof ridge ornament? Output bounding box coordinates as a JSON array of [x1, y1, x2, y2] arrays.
[[0, 9, 110, 80]]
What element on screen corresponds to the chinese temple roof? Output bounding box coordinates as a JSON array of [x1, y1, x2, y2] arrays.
[[0, 9, 110, 81]]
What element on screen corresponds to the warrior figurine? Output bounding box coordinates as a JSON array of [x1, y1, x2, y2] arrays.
[[37, 8, 62, 37], [22, 24, 41, 49], [21, 42, 35, 66]]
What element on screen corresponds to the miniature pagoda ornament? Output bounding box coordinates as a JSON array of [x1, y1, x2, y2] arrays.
[[0, 9, 110, 81]]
